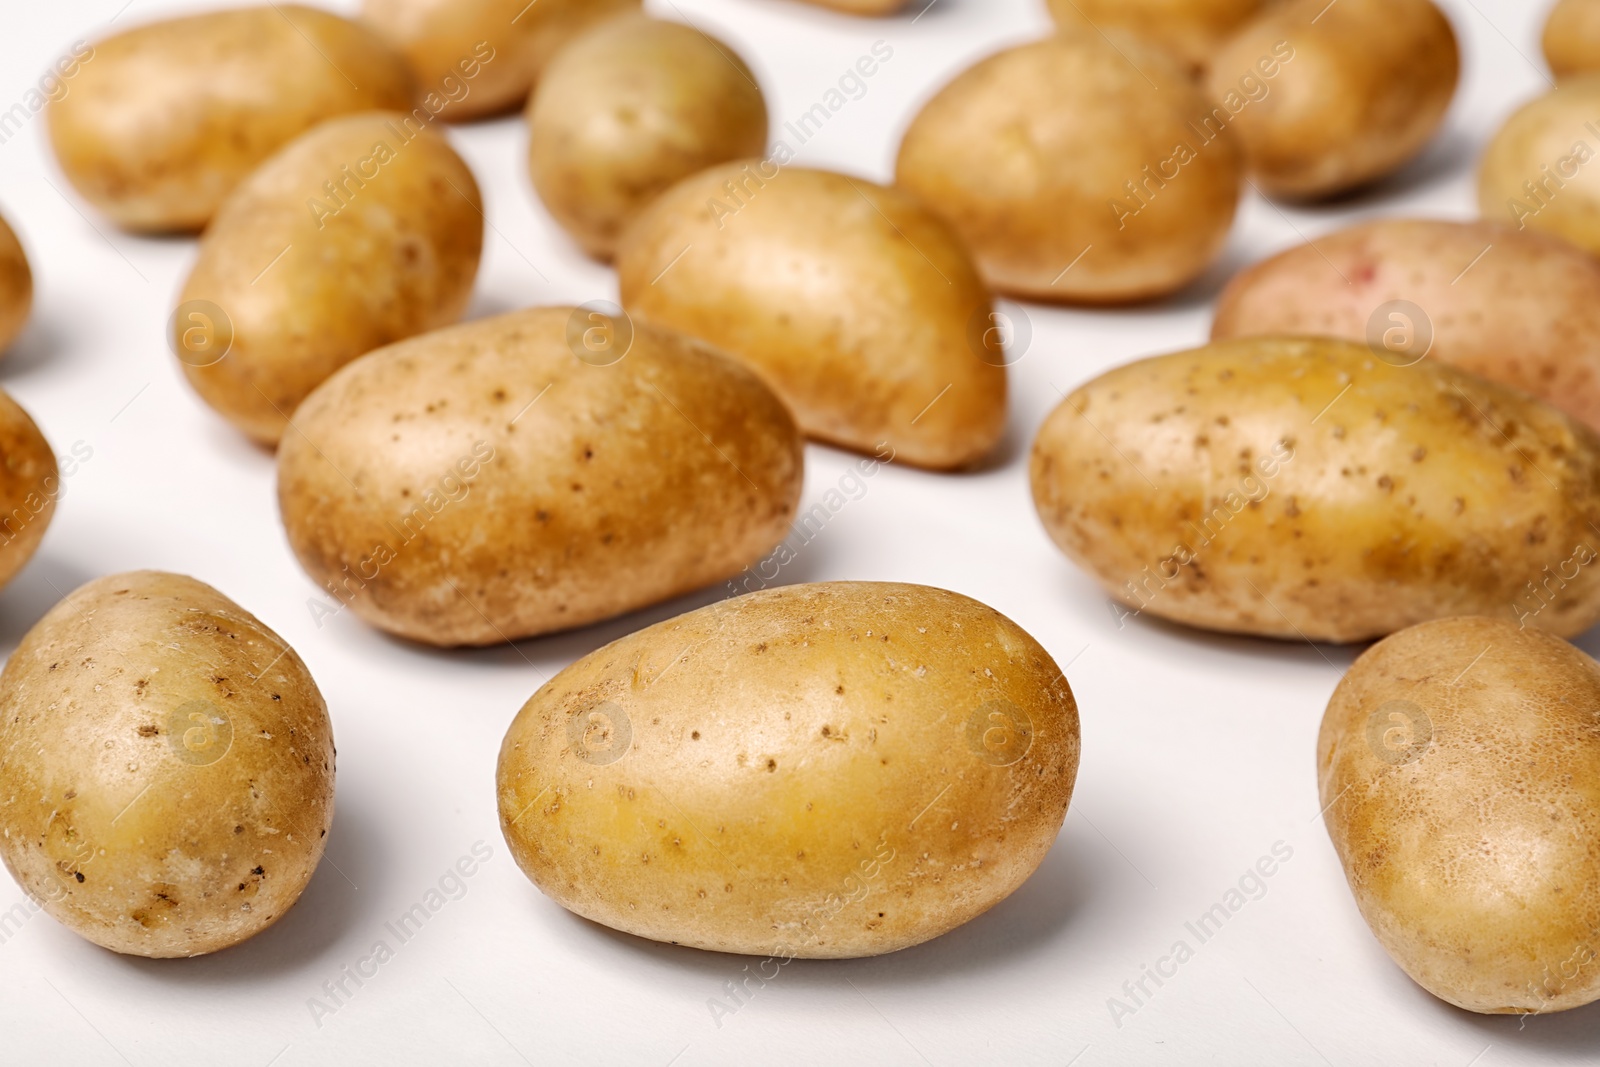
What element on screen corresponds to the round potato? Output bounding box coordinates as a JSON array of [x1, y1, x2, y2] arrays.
[[0, 390, 56, 591], [175, 112, 483, 447], [1319, 616, 1600, 1013], [277, 307, 803, 647], [1212, 218, 1600, 432], [1479, 77, 1600, 257], [528, 15, 768, 260], [1030, 337, 1600, 643], [1045, 0, 1267, 69], [894, 33, 1241, 303], [0, 211, 30, 356], [0, 571, 334, 958], [497, 581, 1079, 957], [47, 6, 415, 233], [1208, 0, 1459, 199], [1545, 0, 1600, 79]]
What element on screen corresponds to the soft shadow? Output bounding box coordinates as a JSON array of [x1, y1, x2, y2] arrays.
[[462, 291, 528, 322], [1161, 242, 1255, 312], [759, 0, 956, 20], [1127, 608, 1366, 674], [1449, 988, 1600, 1058], [0, 310, 73, 380], [0, 554, 97, 655], [1290, 129, 1478, 210], [959, 414, 1026, 475]]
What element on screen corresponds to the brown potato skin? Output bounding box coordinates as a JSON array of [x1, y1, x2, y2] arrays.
[[1479, 77, 1600, 257], [617, 164, 1006, 469], [1030, 337, 1600, 643], [0, 391, 56, 591], [1046, 0, 1267, 69], [0, 213, 30, 356], [47, 6, 416, 233], [0, 572, 334, 958], [1545, 0, 1600, 79], [497, 581, 1079, 958], [1319, 617, 1600, 1013], [277, 308, 804, 647], [1209, 0, 1459, 199], [1212, 218, 1600, 432], [176, 112, 483, 447]]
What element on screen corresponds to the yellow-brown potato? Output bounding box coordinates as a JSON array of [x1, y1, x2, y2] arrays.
[[528, 15, 768, 260], [497, 581, 1079, 957], [1046, 0, 1267, 70], [1212, 218, 1600, 432], [1479, 77, 1600, 257], [47, 6, 415, 233], [894, 33, 1241, 303], [175, 112, 483, 447], [1319, 616, 1600, 1013], [362, 0, 640, 121], [277, 307, 803, 647], [0, 390, 57, 591], [796, 0, 908, 12], [1545, 0, 1600, 79], [617, 164, 1006, 469], [0, 212, 29, 356], [1208, 0, 1459, 199], [0, 572, 334, 958], [1030, 337, 1600, 643]]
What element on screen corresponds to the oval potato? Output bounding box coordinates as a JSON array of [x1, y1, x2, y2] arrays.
[[1545, 0, 1600, 80], [1479, 76, 1600, 257], [1045, 0, 1267, 69], [0, 390, 56, 591], [0, 211, 30, 356]]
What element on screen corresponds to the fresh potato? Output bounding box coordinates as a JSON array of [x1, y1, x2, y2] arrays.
[[1045, 0, 1268, 69], [0, 212, 29, 356], [47, 6, 415, 233], [1545, 0, 1600, 79], [617, 164, 1006, 469], [0, 572, 334, 958], [497, 581, 1079, 957], [277, 307, 802, 647], [894, 32, 1241, 303], [0, 390, 56, 591], [1479, 77, 1600, 257], [1208, 0, 1459, 199], [528, 15, 768, 260], [1319, 616, 1600, 1013], [175, 112, 483, 447], [1030, 337, 1600, 643], [1212, 218, 1600, 433], [796, 0, 908, 12]]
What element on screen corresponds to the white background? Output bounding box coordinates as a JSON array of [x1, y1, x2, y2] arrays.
[[0, 0, 1587, 1063]]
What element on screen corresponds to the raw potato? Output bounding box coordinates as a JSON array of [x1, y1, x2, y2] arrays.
[[0, 212, 30, 356], [0, 572, 334, 958], [528, 15, 769, 260], [1212, 218, 1600, 432], [277, 307, 803, 647], [1029, 337, 1600, 643], [894, 33, 1241, 302], [47, 6, 415, 233], [617, 164, 1006, 469], [497, 581, 1079, 957], [0, 390, 57, 591], [1045, 0, 1268, 69], [1479, 77, 1600, 257], [1545, 0, 1600, 79], [1319, 616, 1600, 1013], [175, 112, 484, 446], [1208, 0, 1459, 199], [796, 0, 908, 12]]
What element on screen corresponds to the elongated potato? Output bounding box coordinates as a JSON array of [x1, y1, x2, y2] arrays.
[[175, 112, 483, 446], [0, 212, 29, 356], [1030, 337, 1600, 643], [1545, 0, 1600, 79], [1479, 77, 1600, 257], [0, 390, 57, 591], [0, 572, 334, 958], [47, 6, 415, 233], [1046, 0, 1267, 69], [1319, 617, 1600, 1013], [497, 581, 1079, 957]]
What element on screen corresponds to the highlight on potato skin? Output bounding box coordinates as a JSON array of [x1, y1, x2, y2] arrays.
[[0, 212, 31, 357], [1479, 75, 1600, 258]]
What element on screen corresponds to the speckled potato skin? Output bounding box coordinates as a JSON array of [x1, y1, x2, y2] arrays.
[[176, 112, 483, 447], [1209, 0, 1459, 199], [0, 391, 57, 591], [1479, 77, 1600, 257], [527, 15, 768, 260], [617, 165, 1005, 469], [894, 33, 1241, 303], [1212, 219, 1600, 433], [1046, 0, 1267, 69], [1319, 617, 1600, 1013], [0, 213, 30, 356], [1029, 337, 1600, 643], [277, 308, 803, 647], [1545, 0, 1600, 79], [0, 572, 335, 958], [497, 582, 1079, 957], [47, 6, 415, 233]]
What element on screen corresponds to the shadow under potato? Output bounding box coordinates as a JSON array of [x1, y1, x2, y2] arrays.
[[0, 308, 73, 381], [0, 553, 97, 658]]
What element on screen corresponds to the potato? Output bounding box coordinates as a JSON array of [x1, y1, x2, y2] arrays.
[[47, 6, 415, 233], [277, 307, 802, 647], [1479, 77, 1600, 257], [0, 211, 29, 356], [894, 33, 1241, 303], [1045, 0, 1268, 69], [0, 572, 334, 958], [1545, 0, 1600, 79], [527, 15, 768, 260], [0, 390, 57, 591], [616, 164, 1005, 469], [496, 581, 1079, 957], [1030, 336, 1600, 643], [1208, 0, 1459, 199], [1212, 218, 1600, 433], [795, 0, 908, 12], [362, 0, 640, 121], [174, 112, 483, 447], [1319, 616, 1600, 1013]]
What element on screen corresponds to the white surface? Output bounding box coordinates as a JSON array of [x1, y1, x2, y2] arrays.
[[0, 0, 1586, 1064]]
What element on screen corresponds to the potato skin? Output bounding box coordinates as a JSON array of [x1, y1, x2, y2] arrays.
[[0, 572, 334, 958], [497, 581, 1079, 958], [277, 308, 803, 647], [0, 391, 57, 591], [1046, 0, 1267, 69], [1479, 77, 1600, 257], [1030, 337, 1600, 643], [1319, 617, 1600, 1013], [0, 212, 30, 356], [46, 6, 415, 233], [1545, 0, 1600, 79], [175, 112, 483, 447], [528, 15, 768, 260], [1212, 218, 1600, 432]]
